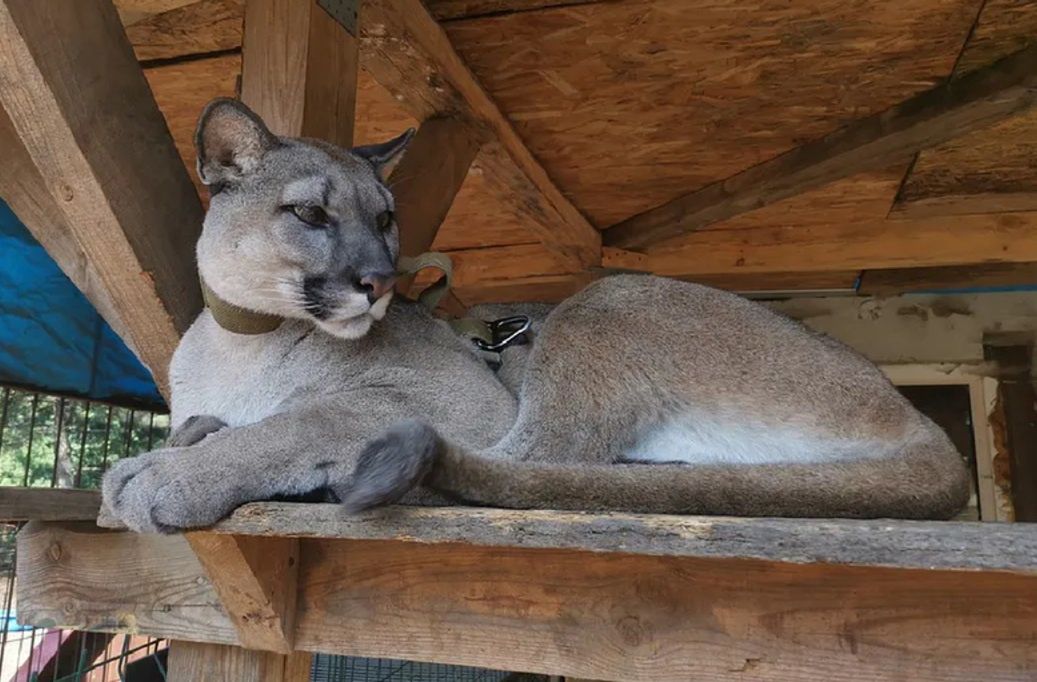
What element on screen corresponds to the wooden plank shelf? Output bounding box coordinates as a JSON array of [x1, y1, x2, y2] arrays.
[[10, 496, 1037, 681], [210, 502, 1037, 573]]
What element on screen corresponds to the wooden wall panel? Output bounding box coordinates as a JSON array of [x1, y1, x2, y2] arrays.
[[444, 0, 977, 227]]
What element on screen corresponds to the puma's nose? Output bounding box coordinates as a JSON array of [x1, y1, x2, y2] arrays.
[[358, 272, 396, 303]]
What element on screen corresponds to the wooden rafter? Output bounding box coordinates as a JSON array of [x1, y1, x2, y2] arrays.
[[605, 42, 1037, 250], [0, 0, 205, 396], [358, 0, 601, 270], [426, 0, 605, 21]]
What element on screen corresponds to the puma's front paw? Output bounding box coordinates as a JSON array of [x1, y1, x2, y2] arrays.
[[101, 450, 240, 533]]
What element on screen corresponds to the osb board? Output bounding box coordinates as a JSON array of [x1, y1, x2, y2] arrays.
[[443, 0, 978, 227], [897, 0, 1037, 215]]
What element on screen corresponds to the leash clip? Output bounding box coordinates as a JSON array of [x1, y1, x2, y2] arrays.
[[474, 315, 531, 353]]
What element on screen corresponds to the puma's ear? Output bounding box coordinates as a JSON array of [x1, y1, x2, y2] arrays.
[[352, 128, 415, 177], [194, 98, 277, 189]]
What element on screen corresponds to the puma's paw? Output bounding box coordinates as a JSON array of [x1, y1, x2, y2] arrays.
[[101, 451, 238, 533], [339, 420, 440, 513]]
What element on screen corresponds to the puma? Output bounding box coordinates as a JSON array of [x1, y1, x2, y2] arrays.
[[101, 98, 970, 532]]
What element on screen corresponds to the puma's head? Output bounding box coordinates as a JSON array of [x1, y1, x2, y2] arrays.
[[194, 98, 413, 339]]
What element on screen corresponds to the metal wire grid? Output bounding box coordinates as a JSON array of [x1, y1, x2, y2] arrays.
[[311, 655, 522, 682]]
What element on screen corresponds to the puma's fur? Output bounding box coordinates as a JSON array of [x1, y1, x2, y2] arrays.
[[101, 100, 969, 532]]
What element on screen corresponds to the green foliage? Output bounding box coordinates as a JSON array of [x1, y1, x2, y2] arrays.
[[0, 387, 169, 490]]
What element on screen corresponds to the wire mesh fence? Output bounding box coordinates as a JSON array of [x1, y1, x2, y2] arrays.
[[1, 385, 171, 682]]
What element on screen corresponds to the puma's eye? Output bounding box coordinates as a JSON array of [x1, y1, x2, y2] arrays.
[[285, 204, 330, 228], [376, 210, 394, 231]]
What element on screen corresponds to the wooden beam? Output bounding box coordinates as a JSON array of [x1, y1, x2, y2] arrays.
[[0, 0, 205, 395], [605, 43, 1037, 250], [168, 642, 311, 682], [859, 262, 1037, 296], [891, 190, 1037, 219], [984, 342, 1037, 522], [241, 0, 357, 146], [358, 0, 601, 270], [185, 533, 300, 653], [0, 108, 131, 346], [600, 213, 1037, 278], [125, 0, 244, 62], [0, 487, 100, 522], [392, 117, 481, 260], [19, 520, 1037, 681], [426, 0, 605, 21]]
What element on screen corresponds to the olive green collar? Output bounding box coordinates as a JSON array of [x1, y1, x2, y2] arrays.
[[201, 252, 455, 335]]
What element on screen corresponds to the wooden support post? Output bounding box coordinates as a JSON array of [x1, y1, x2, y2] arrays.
[[604, 43, 1037, 249], [984, 340, 1037, 521], [241, 0, 358, 145], [390, 117, 481, 313], [168, 642, 311, 682], [185, 533, 301, 653], [167, 3, 359, 669], [0, 0, 205, 395], [359, 0, 601, 270]]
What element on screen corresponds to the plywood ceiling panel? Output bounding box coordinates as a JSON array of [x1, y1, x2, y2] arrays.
[[897, 0, 1037, 216], [443, 0, 978, 227]]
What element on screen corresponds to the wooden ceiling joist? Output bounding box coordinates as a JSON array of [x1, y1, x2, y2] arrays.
[[358, 0, 601, 271], [0, 0, 206, 395], [605, 42, 1037, 250], [242, 0, 357, 145]]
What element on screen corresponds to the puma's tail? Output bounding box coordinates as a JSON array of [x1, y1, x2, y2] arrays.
[[340, 420, 971, 520]]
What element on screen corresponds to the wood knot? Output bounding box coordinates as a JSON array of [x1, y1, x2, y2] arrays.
[[58, 184, 74, 202], [47, 542, 63, 562], [615, 615, 647, 646]]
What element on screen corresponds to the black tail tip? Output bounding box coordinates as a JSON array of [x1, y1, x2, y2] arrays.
[[339, 420, 440, 513]]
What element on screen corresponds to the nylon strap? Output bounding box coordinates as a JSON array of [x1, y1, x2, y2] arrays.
[[203, 251, 463, 335], [397, 252, 454, 311], [201, 278, 283, 335]]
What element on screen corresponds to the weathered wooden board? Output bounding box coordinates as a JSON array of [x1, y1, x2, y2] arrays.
[[209, 503, 1037, 572], [16, 521, 238, 644], [18, 519, 1037, 681], [0, 487, 101, 522], [295, 539, 1037, 681], [444, 0, 977, 228], [896, 0, 1037, 217]]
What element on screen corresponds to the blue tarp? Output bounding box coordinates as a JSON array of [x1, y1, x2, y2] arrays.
[[0, 200, 164, 409]]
